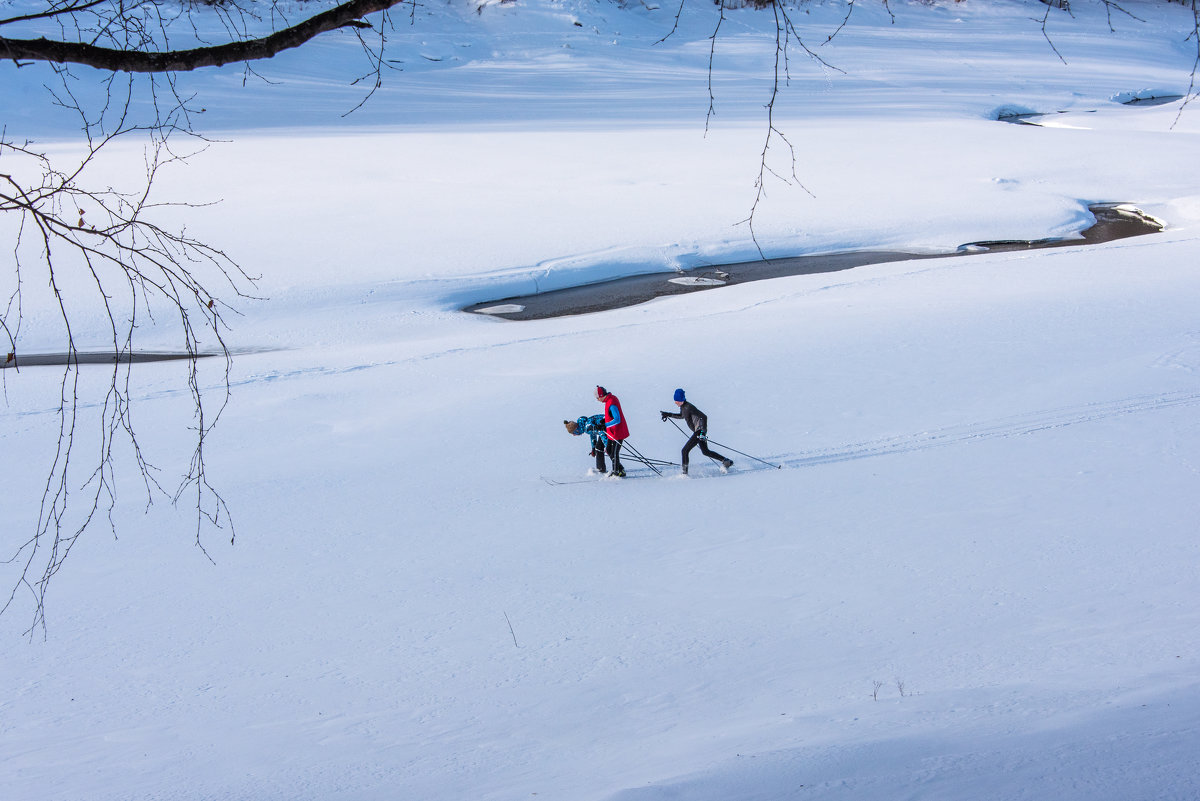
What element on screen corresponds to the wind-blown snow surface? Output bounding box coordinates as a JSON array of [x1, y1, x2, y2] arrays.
[[3, 1, 1200, 799]]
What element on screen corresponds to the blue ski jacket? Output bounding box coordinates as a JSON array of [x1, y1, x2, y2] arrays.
[[574, 414, 609, 449]]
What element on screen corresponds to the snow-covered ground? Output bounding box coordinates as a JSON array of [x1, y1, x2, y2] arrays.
[[3, 1, 1200, 799]]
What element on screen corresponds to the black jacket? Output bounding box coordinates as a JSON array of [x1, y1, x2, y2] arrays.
[[663, 401, 707, 434]]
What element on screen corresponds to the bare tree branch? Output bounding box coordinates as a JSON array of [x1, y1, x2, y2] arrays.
[[4, 0, 1198, 637], [0, 0, 408, 72], [0, 0, 420, 634], [1175, 0, 1200, 127], [1, 125, 255, 635], [1037, 0, 1072, 64]]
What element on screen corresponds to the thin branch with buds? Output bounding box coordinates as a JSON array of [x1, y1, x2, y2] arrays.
[[0, 0, 409, 634], [1, 125, 255, 635]]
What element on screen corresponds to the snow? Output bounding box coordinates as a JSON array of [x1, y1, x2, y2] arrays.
[[3, 1, 1200, 799]]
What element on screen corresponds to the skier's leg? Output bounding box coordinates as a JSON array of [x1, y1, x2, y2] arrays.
[[698, 439, 726, 462], [605, 439, 620, 475], [698, 438, 733, 469], [681, 434, 700, 474]]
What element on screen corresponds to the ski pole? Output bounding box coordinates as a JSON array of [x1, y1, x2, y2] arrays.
[[626, 455, 676, 467], [666, 417, 782, 470], [624, 443, 664, 476], [631, 442, 677, 466], [623, 449, 677, 467], [703, 437, 782, 470], [622, 440, 665, 476], [621, 448, 660, 475]]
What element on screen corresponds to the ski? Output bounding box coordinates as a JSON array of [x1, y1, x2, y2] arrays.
[[541, 474, 639, 485], [541, 475, 600, 485], [541, 462, 768, 485]]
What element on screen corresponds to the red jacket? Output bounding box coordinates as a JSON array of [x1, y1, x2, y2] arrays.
[[602, 393, 630, 441]]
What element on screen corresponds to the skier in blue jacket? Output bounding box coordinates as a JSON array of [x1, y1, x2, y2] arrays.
[[564, 414, 610, 474]]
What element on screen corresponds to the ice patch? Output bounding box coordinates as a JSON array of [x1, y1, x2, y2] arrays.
[[668, 276, 726, 287], [1112, 89, 1185, 106]]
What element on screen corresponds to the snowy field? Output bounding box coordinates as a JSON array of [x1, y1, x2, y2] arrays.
[[3, 1, 1200, 799]]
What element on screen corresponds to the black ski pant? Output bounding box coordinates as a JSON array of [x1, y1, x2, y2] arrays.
[[682, 433, 725, 467], [593, 444, 607, 473], [606, 439, 625, 472]]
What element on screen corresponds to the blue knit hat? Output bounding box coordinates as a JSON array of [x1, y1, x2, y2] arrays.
[[673, 388, 686, 403]]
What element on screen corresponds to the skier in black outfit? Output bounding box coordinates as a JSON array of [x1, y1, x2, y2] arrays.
[[660, 388, 733, 475]]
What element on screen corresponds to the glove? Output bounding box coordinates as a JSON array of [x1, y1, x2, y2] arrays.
[[696, 429, 707, 440], [589, 449, 597, 457], [660, 411, 669, 421]]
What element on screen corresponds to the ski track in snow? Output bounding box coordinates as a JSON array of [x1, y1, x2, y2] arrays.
[[779, 390, 1200, 470], [11, 334, 1200, 475], [542, 389, 1200, 483]]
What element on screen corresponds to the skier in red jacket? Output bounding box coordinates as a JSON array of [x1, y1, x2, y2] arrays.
[[595, 385, 629, 477]]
